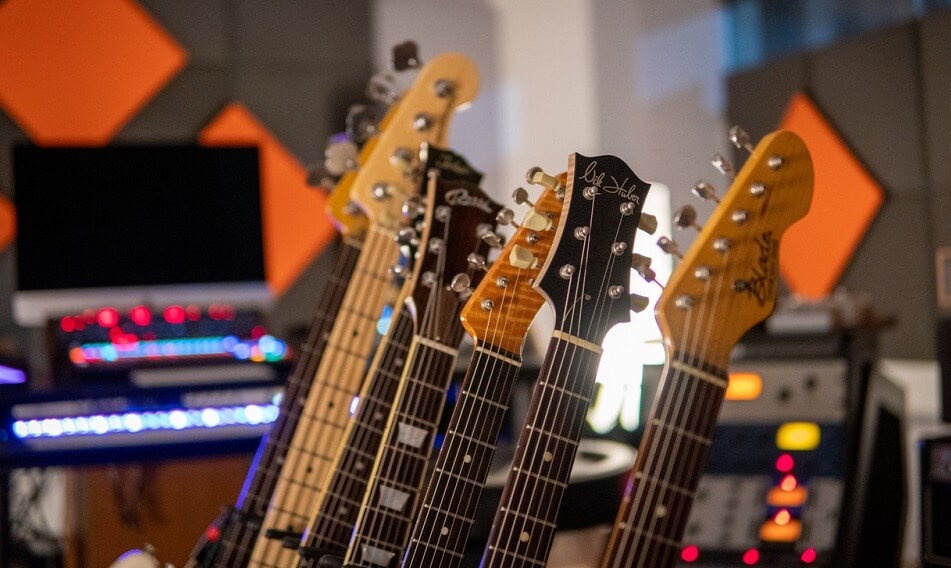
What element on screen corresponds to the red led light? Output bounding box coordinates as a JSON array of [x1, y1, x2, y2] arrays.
[[82, 309, 96, 324], [130, 305, 151, 326], [742, 548, 760, 565], [776, 453, 795, 472], [113, 333, 138, 345], [781, 474, 798, 491], [109, 326, 124, 341], [185, 304, 202, 321], [801, 548, 817, 563], [251, 325, 267, 340], [681, 545, 700, 563], [60, 316, 76, 333], [164, 305, 186, 324], [205, 525, 221, 543], [221, 304, 236, 320], [96, 307, 119, 328]]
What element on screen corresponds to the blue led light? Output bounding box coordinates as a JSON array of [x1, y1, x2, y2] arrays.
[[169, 410, 188, 430], [201, 408, 220, 428], [377, 305, 394, 336], [12, 421, 28, 438], [245, 405, 264, 425], [90, 416, 109, 435], [123, 413, 143, 433]]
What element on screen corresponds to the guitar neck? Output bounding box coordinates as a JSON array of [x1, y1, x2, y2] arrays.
[[297, 308, 415, 561], [247, 227, 401, 568], [343, 327, 465, 568], [480, 333, 604, 568], [402, 343, 523, 567], [601, 353, 728, 568], [210, 236, 362, 568]]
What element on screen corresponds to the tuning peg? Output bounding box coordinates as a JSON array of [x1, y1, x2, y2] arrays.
[[402, 195, 425, 218], [372, 182, 399, 201], [631, 253, 657, 284], [394, 227, 419, 247], [479, 229, 504, 248], [673, 205, 703, 231], [450, 273, 473, 295], [657, 236, 683, 259], [390, 146, 415, 171], [392, 40, 421, 71], [691, 181, 721, 204], [496, 208, 520, 229], [638, 213, 658, 235], [728, 125, 755, 153], [509, 245, 538, 269], [323, 139, 359, 176], [345, 104, 381, 144], [467, 253, 488, 272], [525, 167, 565, 197], [522, 208, 553, 231], [366, 72, 400, 107], [512, 187, 535, 208], [712, 153, 736, 178], [630, 294, 650, 313]]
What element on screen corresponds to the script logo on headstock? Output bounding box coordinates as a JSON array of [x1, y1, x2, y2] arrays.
[[582, 160, 642, 204], [445, 187, 495, 213], [740, 231, 779, 307]]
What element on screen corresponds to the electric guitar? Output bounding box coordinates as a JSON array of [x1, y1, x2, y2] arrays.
[[293, 145, 489, 565], [600, 129, 814, 568], [480, 153, 654, 568], [401, 175, 566, 568], [245, 52, 479, 568]]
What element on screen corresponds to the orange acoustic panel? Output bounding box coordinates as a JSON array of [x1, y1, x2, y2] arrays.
[[778, 92, 884, 300], [0, 195, 14, 252], [200, 103, 337, 296], [0, 0, 187, 145]]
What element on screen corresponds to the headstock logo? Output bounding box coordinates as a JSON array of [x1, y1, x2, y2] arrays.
[[581, 161, 641, 204], [742, 231, 779, 307], [432, 153, 477, 180], [445, 188, 493, 213]]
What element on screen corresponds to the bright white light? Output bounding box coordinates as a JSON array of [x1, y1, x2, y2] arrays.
[[169, 410, 189, 430]]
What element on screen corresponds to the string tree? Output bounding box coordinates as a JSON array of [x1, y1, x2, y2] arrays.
[[673, 205, 703, 232], [691, 180, 721, 204]]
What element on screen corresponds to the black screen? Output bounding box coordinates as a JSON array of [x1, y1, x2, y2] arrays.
[[13, 145, 264, 291]]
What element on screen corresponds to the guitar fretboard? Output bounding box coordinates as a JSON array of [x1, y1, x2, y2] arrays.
[[480, 333, 603, 568], [247, 227, 401, 568], [296, 308, 415, 563], [211, 237, 362, 568], [601, 354, 727, 568], [343, 330, 465, 567], [402, 344, 522, 567]]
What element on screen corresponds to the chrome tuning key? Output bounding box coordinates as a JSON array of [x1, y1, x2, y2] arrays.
[[525, 166, 565, 198], [467, 253, 488, 272], [512, 187, 535, 208], [657, 236, 683, 259], [324, 139, 359, 176], [450, 273, 473, 294], [673, 205, 703, 232], [366, 73, 400, 107], [392, 40, 422, 71], [345, 104, 382, 143], [712, 153, 736, 178], [496, 208, 520, 229], [691, 180, 721, 204], [728, 125, 755, 153]]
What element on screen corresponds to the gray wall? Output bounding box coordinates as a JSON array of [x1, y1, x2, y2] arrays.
[[728, 9, 951, 359], [0, 1, 373, 377]]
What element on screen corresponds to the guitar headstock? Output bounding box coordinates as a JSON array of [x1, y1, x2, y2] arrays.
[[344, 52, 479, 231], [403, 148, 501, 341], [460, 178, 566, 354], [657, 130, 814, 367], [535, 153, 652, 346]]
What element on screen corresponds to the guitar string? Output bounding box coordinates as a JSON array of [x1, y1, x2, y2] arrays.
[[250, 226, 397, 568], [411, 262, 522, 568], [215, 240, 361, 567]]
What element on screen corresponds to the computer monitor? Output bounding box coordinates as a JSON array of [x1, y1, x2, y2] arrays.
[[12, 145, 269, 326]]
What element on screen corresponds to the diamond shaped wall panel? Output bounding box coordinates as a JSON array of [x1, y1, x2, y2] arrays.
[[778, 92, 885, 300], [200, 102, 336, 296], [0, 0, 187, 145]]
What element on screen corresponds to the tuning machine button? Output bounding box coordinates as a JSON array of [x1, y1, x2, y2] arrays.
[[497, 208, 520, 229], [525, 167, 565, 198], [366, 73, 400, 107], [657, 236, 683, 259], [674, 205, 703, 232], [512, 187, 535, 208], [450, 273, 473, 294], [630, 293, 650, 313], [323, 139, 359, 177], [638, 213, 658, 235], [728, 125, 755, 153], [402, 195, 425, 218], [345, 104, 381, 144], [691, 181, 721, 204], [631, 253, 657, 283], [509, 245, 538, 269], [467, 253, 488, 272], [394, 227, 419, 247], [712, 153, 736, 178], [392, 40, 421, 71], [522, 209, 552, 231]]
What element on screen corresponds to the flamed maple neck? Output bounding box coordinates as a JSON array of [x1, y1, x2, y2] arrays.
[[296, 308, 416, 563], [480, 334, 604, 568], [210, 237, 363, 568], [601, 354, 727, 568], [248, 227, 402, 568], [402, 343, 521, 567]]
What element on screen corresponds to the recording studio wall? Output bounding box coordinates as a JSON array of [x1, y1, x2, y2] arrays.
[[728, 8, 951, 360], [0, 0, 374, 373]]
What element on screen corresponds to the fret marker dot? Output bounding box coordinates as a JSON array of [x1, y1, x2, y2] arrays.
[[656, 505, 668, 518], [338, 506, 348, 515], [374, 412, 383, 421], [520, 532, 530, 542], [543, 451, 553, 462], [463, 454, 472, 463], [440, 527, 449, 536], [355, 461, 365, 470]]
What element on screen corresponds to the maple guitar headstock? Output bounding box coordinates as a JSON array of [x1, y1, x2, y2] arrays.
[[535, 153, 654, 345], [459, 175, 567, 354], [401, 146, 500, 340], [327, 52, 479, 233], [657, 129, 814, 368]]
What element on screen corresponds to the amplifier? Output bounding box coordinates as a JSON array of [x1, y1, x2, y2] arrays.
[[921, 434, 951, 567]]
